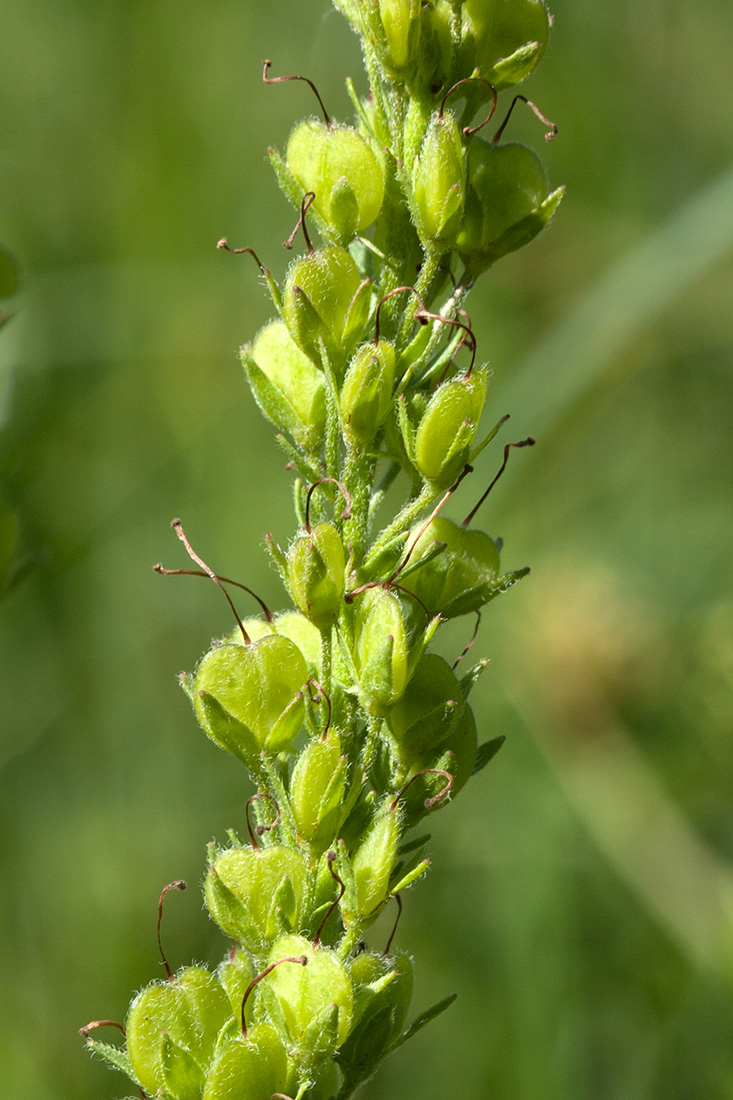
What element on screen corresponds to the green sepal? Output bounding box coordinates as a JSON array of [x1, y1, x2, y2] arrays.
[[161, 1032, 205, 1098], [391, 992, 457, 1050], [84, 1039, 140, 1087], [459, 656, 491, 699], [194, 691, 260, 768], [204, 846, 308, 952], [389, 855, 430, 895], [473, 734, 506, 775]]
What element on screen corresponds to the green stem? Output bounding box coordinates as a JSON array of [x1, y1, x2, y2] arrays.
[[361, 482, 435, 574]]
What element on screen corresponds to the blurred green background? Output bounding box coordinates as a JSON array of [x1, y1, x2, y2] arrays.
[[1, 1, 733, 1097]]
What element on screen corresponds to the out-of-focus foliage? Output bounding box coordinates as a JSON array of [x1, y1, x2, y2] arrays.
[[1, 1, 732, 1098]]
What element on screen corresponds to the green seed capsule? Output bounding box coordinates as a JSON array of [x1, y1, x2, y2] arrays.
[[461, 0, 551, 90], [192, 636, 307, 759], [288, 521, 346, 629], [287, 121, 385, 242], [350, 800, 400, 917], [456, 140, 563, 276], [241, 321, 326, 454], [407, 515, 501, 618], [400, 703, 479, 825], [414, 368, 487, 488], [260, 934, 354, 1060], [126, 967, 231, 1100], [387, 652, 464, 760], [205, 845, 308, 952], [411, 112, 466, 246], [340, 340, 396, 448], [282, 246, 372, 369], [291, 731, 348, 852], [354, 587, 409, 716], [377, 0, 422, 75], [203, 1024, 289, 1100]]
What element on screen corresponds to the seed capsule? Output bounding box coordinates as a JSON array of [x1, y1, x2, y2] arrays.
[[203, 1024, 289, 1100], [461, 0, 551, 90], [241, 320, 326, 454], [205, 845, 308, 952], [350, 800, 400, 917], [407, 515, 501, 618], [354, 587, 409, 716], [338, 953, 414, 1078], [260, 934, 354, 1061], [411, 112, 466, 247], [192, 636, 307, 759], [376, 0, 422, 76], [291, 732, 349, 853], [340, 340, 396, 448], [126, 967, 231, 1100], [287, 121, 385, 242], [456, 140, 564, 276], [414, 368, 487, 488], [387, 652, 464, 760], [288, 521, 346, 629], [282, 246, 372, 369]]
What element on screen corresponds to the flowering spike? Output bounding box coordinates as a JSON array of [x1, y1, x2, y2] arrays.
[[86, 2, 565, 1095]]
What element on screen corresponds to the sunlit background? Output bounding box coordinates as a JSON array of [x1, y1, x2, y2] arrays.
[[1, 1, 733, 1098]]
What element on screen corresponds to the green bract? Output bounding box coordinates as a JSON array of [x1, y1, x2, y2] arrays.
[[282, 245, 372, 368], [457, 140, 564, 275], [192, 637, 307, 758], [241, 320, 326, 454], [287, 121, 385, 242]]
